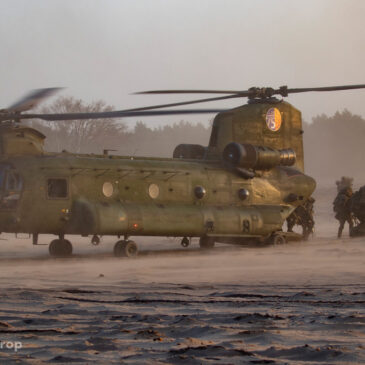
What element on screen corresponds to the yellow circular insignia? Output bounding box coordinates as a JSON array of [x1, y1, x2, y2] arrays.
[[266, 108, 282, 131]]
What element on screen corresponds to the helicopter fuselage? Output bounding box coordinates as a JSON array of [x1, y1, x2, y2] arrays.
[[0, 152, 315, 242]]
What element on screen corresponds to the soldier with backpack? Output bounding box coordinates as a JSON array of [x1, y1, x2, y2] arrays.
[[333, 186, 354, 238]]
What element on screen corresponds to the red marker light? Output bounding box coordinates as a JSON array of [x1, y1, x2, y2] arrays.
[[133, 223, 138, 229]]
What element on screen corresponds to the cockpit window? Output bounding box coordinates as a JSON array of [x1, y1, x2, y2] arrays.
[[0, 165, 23, 209], [6, 171, 22, 191]]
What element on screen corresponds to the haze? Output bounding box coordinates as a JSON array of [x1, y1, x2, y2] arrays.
[[1, 0, 365, 126]]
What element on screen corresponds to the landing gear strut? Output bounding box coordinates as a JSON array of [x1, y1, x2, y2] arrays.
[[113, 240, 138, 257], [181, 237, 190, 248], [199, 236, 215, 249], [49, 239, 73, 257]]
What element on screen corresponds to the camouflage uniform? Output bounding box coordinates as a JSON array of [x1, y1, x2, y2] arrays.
[[333, 187, 354, 238], [287, 197, 315, 239], [350, 186, 365, 223]]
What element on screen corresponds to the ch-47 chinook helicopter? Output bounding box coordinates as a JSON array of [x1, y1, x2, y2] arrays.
[[0, 84, 364, 257]]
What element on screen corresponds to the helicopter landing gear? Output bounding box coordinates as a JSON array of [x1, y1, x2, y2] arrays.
[[270, 233, 286, 245], [181, 237, 190, 248], [199, 236, 215, 250], [49, 239, 73, 257], [113, 240, 138, 257], [91, 235, 101, 245]]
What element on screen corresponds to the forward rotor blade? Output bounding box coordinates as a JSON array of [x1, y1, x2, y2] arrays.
[[7, 88, 63, 113], [287, 84, 365, 94], [18, 109, 226, 121]]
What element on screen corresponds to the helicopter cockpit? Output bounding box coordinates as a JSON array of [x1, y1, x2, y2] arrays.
[[0, 165, 23, 209]]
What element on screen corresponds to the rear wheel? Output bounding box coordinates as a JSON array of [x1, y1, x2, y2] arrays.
[[113, 240, 138, 257], [199, 236, 215, 250], [270, 233, 286, 245]]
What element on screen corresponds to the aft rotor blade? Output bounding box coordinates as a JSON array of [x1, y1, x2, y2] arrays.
[[136, 84, 365, 98], [135, 89, 249, 95], [287, 84, 365, 94], [18, 109, 226, 121], [7, 88, 63, 112], [123, 94, 245, 112]]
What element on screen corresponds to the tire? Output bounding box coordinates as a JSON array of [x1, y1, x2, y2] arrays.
[[49, 239, 60, 257], [49, 239, 73, 257], [271, 234, 286, 245], [61, 240, 73, 256], [199, 236, 215, 250], [113, 240, 138, 257]]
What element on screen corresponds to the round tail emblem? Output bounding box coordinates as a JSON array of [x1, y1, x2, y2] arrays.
[[266, 108, 282, 131]]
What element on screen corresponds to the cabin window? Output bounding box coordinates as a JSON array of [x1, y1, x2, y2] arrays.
[[47, 178, 68, 199]]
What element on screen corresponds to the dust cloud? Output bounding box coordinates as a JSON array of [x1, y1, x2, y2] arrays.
[[0, 183, 364, 363], [0, 183, 362, 289]]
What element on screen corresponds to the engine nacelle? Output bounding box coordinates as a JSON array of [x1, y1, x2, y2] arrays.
[[222, 142, 296, 170]]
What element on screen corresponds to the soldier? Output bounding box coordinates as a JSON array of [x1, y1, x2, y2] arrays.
[[333, 186, 354, 238], [336, 176, 354, 193], [286, 197, 315, 239]]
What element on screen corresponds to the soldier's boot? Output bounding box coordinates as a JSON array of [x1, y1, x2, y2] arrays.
[[349, 220, 354, 236], [338, 220, 346, 238], [287, 220, 295, 232], [302, 226, 309, 240]]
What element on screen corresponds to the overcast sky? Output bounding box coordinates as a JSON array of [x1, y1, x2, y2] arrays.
[[1, 0, 364, 126]]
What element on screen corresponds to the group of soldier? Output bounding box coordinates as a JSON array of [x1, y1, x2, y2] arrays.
[[332, 176, 365, 238], [285, 176, 365, 239]]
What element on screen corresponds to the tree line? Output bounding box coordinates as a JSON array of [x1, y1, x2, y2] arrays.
[[28, 96, 210, 157], [303, 110, 365, 182]]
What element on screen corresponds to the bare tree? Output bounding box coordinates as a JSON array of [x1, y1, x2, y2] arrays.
[[28, 96, 127, 154]]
